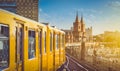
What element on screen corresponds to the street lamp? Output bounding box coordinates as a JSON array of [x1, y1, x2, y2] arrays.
[[81, 32, 86, 60], [93, 37, 97, 65]]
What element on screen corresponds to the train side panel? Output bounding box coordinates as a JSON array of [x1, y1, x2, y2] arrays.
[[47, 26, 54, 71], [23, 22, 39, 71], [53, 29, 60, 71], [41, 27, 48, 71], [0, 11, 16, 71], [0, 9, 66, 71], [59, 33, 65, 65]]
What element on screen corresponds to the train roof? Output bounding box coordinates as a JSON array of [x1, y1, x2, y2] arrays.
[[0, 9, 65, 33], [50, 26, 65, 34], [0, 9, 46, 27]]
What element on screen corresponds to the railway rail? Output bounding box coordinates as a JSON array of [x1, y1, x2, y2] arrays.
[[65, 54, 96, 71]]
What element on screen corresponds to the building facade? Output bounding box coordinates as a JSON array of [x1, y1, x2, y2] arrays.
[[63, 13, 93, 43], [0, 0, 39, 21], [72, 13, 85, 42], [86, 27, 92, 42]]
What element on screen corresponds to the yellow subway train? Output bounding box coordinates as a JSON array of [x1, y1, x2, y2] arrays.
[[0, 9, 66, 71]]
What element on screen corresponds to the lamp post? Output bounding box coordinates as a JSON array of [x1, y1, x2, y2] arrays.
[[93, 38, 97, 65], [81, 32, 86, 60]]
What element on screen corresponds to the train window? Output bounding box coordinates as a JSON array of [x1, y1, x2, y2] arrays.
[[28, 30, 36, 59], [44, 32, 46, 53], [62, 35, 64, 48], [55, 35, 57, 49], [60, 35, 62, 48], [0, 24, 9, 70], [39, 31, 42, 54], [56, 34, 59, 49], [19, 28, 23, 61], [50, 33, 53, 52]]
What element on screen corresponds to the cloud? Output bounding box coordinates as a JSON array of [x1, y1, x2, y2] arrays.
[[75, 8, 103, 14], [39, 9, 68, 29], [39, 8, 42, 12], [108, 1, 120, 12], [92, 14, 120, 35], [108, 1, 120, 8], [39, 8, 51, 22]]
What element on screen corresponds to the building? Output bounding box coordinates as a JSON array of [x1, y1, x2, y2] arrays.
[[62, 12, 93, 43], [72, 12, 85, 42], [86, 27, 92, 42], [0, 0, 39, 21], [0, 0, 16, 13], [64, 30, 73, 43]]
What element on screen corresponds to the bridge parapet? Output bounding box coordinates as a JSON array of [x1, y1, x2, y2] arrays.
[[66, 43, 81, 47], [65, 42, 97, 47]]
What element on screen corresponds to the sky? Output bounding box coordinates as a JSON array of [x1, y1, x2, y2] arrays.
[[39, 0, 120, 35]]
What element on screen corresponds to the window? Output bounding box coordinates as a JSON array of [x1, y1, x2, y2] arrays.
[[19, 28, 23, 61], [56, 34, 59, 49], [28, 30, 36, 59], [50, 33, 53, 51], [62, 35, 65, 48], [38, 31, 42, 54], [60, 35, 62, 48], [0, 2, 16, 13], [79, 26, 80, 29], [0, 24, 9, 70], [44, 32, 46, 53]]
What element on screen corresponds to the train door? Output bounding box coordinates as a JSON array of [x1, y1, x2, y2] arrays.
[[38, 29, 42, 71], [16, 23, 24, 71]]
